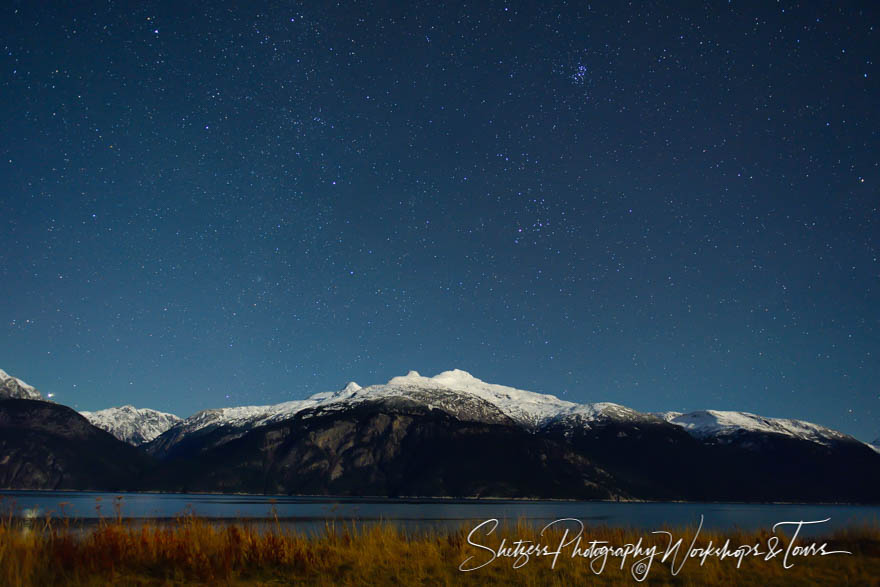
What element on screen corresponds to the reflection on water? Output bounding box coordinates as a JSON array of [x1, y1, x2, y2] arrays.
[[1, 491, 877, 536]]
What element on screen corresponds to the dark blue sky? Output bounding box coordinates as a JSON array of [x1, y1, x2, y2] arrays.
[[2, 1, 877, 440]]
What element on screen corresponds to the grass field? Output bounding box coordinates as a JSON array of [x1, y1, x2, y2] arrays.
[[0, 504, 878, 585]]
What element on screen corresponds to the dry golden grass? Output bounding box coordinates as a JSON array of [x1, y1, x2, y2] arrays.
[[0, 504, 878, 586]]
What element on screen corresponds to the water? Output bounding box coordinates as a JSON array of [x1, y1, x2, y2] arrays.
[[2, 491, 877, 536]]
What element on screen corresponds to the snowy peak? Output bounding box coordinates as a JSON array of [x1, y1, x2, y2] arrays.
[[663, 409, 849, 446], [0, 368, 42, 400], [80, 405, 182, 445], [342, 369, 658, 429], [303, 381, 363, 403], [382, 368, 579, 427], [428, 368, 481, 386], [387, 368, 482, 387]]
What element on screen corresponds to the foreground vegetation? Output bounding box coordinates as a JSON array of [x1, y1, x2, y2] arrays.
[[0, 504, 878, 585]]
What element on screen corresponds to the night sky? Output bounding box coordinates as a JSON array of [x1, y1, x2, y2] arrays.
[[2, 2, 877, 441]]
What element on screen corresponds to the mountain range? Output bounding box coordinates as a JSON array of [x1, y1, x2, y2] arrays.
[[1, 367, 878, 501]]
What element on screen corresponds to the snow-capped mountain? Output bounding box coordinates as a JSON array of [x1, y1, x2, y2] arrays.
[[658, 409, 850, 447], [4, 364, 869, 452], [3, 366, 878, 500], [139, 369, 880, 502], [80, 405, 182, 445], [0, 368, 42, 400], [375, 370, 662, 428], [149, 368, 870, 461], [208, 370, 654, 429], [382, 369, 573, 427], [144, 370, 566, 456], [153, 369, 643, 454]]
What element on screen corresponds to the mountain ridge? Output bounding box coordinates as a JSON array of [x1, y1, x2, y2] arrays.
[[5, 366, 874, 450], [140, 368, 872, 452], [1, 367, 878, 501]]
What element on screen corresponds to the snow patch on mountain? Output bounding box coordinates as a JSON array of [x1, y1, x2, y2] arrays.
[[0, 368, 42, 400], [557, 402, 663, 423], [172, 401, 310, 437], [662, 410, 849, 446], [652, 411, 683, 421], [383, 369, 579, 427], [80, 405, 182, 445]]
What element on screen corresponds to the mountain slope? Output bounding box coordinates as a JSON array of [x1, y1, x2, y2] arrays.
[[144, 376, 520, 460], [80, 405, 182, 445], [660, 409, 850, 446], [4, 366, 878, 501], [0, 369, 42, 400], [138, 369, 880, 502], [146, 396, 621, 499], [147, 369, 666, 458], [0, 399, 154, 490], [150, 369, 870, 457]]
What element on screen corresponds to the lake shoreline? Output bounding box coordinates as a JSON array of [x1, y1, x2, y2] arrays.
[[2, 487, 878, 507], [2, 490, 879, 536]]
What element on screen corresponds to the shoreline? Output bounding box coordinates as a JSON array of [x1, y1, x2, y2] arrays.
[[1, 488, 878, 507]]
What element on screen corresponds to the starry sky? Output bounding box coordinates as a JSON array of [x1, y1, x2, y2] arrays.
[[1, 2, 878, 440]]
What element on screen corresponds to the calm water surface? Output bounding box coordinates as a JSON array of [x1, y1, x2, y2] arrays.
[[2, 491, 877, 535]]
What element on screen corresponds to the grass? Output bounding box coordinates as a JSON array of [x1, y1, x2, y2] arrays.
[[0, 502, 878, 585]]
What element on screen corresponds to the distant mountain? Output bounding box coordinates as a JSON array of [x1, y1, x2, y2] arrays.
[[150, 369, 870, 454], [145, 370, 642, 459], [80, 406, 182, 445], [145, 397, 620, 499], [0, 368, 42, 400], [142, 369, 880, 502], [3, 366, 879, 500], [0, 399, 153, 490]]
